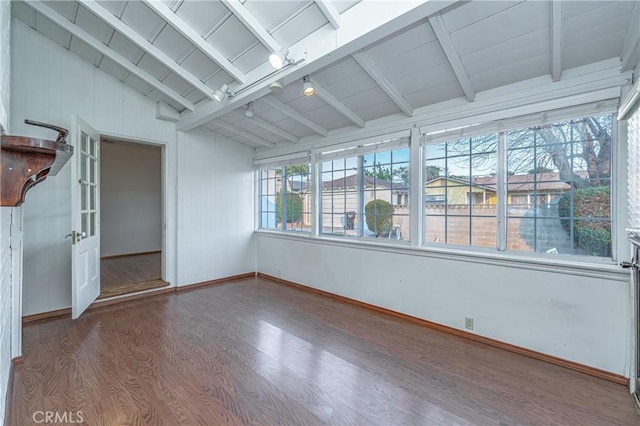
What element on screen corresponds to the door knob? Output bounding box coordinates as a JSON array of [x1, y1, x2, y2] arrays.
[[65, 230, 87, 244]]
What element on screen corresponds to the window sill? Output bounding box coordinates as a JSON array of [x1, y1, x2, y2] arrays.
[[254, 229, 628, 281]]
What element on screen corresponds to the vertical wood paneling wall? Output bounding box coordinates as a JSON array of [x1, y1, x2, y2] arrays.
[[10, 20, 256, 315], [0, 2, 12, 424], [11, 20, 174, 316], [0, 207, 11, 426], [176, 129, 255, 286]]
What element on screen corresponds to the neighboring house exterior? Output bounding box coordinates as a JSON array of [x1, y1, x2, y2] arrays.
[[425, 177, 497, 205], [267, 171, 580, 236], [425, 172, 580, 207]]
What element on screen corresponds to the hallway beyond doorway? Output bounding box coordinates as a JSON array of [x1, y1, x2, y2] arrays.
[[99, 252, 167, 299]]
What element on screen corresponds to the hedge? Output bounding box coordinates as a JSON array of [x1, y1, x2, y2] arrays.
[[558, 186, 611, 257]]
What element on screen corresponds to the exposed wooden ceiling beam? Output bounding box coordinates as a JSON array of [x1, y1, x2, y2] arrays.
[[551, 0, 563, 82], [177, 0, 459, 131], [312, 79, 365, 128], [352, 52, 413, 117], [80, 0, 215, 100], [231, 111, 299, 144], [314, 0, 341, 30], [428, 13, 476, 102], [142, 0, 247, 84], [262, 96, 329, 137], [27, 0, 195, 111], [212, 119, 276, 148], [220, 0, 281, 53]]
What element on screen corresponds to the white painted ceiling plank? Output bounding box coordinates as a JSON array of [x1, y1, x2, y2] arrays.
[[231, 111, 299, 143], [428, 14, 475, 102], [80, 0, 215, 100], [621, 2, 639, 72], [314, 0, 341, 30], [262, 96, 329, 137], [213, 119, 276, 147], [28, 0, 195, 111], [142, 0, 246, 83], [352, 52, 413, 117], [176, 0, 458, 131], [312, 78, 365, 128], [551, 0, 563, 82], [220, 0, 281, 52]]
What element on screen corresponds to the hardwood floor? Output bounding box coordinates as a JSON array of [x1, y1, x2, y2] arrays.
[[100, 252, 167, 298], [9, 277, 638, 425]]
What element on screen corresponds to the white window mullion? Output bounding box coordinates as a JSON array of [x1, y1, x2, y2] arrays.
[[357, 155, 364, 237], [281, 167, 288, 231], [612, 117, 626, 262], [497, 131, 507, 251], [410, 126, 422, 247], [255, 171, 261, 230], [311, 150, 320, 238]]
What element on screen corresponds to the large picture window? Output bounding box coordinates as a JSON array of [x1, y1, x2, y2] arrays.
[[422, 111, 613, 258], [424, 135, 497, 247], [256, 103, 616, 261], [320, 141, 410, 241], [259, 163, 311, 232], [506, 114, 613, 257]]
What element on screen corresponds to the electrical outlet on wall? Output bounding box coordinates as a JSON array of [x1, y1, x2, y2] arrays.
[[464, 316, 474, 330]]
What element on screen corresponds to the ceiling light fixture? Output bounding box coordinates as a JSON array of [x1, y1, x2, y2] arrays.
[[302, 75, 315, 97], [269, 48, 289, 69], [269, 80, 283, 92], [244, 101, 255, 118], [212, 84, 229, 102]]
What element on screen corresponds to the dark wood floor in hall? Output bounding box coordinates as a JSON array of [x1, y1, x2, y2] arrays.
[[9, 277, 639, 425], [100, 252, 166, 299]]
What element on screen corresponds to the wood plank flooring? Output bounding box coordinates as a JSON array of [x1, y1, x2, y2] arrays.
[[9, 277, 639, 425], [100, 252, 167, 298]]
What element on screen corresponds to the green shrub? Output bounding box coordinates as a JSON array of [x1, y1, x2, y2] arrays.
[[276, 192, 303, 223], [558, 186, 611, 257], [365, 199, 393, 237]]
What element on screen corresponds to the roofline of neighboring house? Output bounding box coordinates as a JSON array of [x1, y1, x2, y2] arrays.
[[425, 176, 497, 192]]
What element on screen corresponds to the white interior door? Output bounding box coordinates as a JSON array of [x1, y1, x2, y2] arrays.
[[71, 117, 100, 319]]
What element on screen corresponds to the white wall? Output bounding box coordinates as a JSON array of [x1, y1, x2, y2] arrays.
[[0, 0, 11, 423], [11, 20, 177, 316], [257, 235, 629, 375], [12, 20, 257, 316], [0, 209, 11, 426], [176, 128, 255, 286], [101, 141, 162, 257]]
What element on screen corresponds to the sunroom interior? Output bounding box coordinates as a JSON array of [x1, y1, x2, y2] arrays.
[[1, 0, 640, 423]]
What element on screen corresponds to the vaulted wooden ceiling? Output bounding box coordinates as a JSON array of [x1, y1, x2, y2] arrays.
[[11, 0, 639, 150]]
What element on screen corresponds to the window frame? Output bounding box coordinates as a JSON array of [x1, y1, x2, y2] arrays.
[[257, 162, 312, 234], [318, 137, 411, 242], [254, 100, 621, 265], [420, 110, 617, 260]]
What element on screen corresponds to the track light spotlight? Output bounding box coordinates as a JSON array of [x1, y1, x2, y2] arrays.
[[244, 102, 255, 118], [269, 47, 290, 70], [212, 84, 229, 102], [269, 48, 289, 69], [302, 75, 315, 97], [269, 49, 307, 70]]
